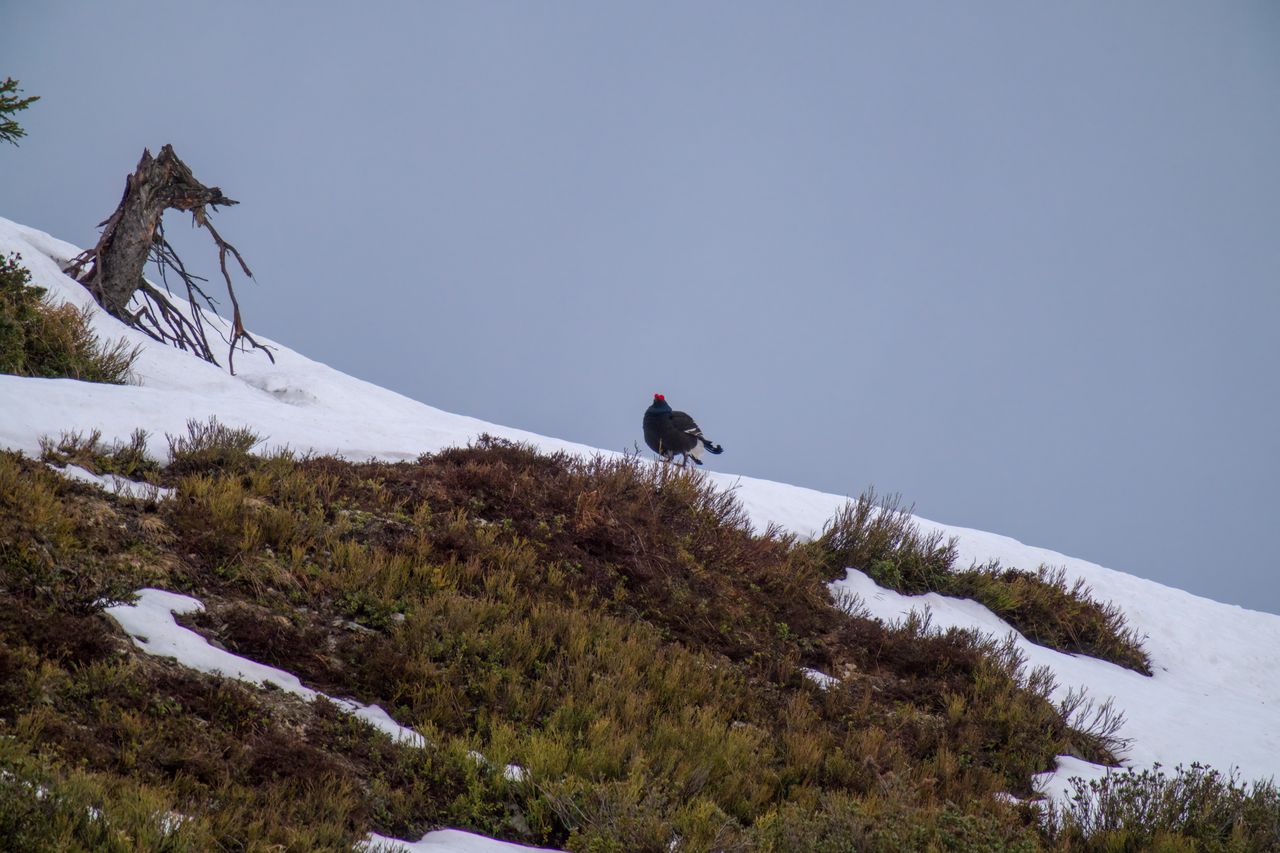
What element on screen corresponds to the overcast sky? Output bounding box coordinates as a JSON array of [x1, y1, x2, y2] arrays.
[[3, 2, 1278, 614]]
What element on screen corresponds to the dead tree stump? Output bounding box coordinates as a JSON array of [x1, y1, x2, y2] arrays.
[[65, 144, 272, 372]]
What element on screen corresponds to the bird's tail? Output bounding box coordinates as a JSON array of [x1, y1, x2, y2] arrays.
[[700, 438, 724, 455]]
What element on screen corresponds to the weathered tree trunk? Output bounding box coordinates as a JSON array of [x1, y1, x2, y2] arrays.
[[65, 144, 272, 372], [88, 145, 235, 313]]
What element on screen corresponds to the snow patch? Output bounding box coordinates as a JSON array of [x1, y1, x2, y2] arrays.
[[831, 568, 1126, 801], [1034, 755, 1118, 804], [241, 373, 320, 406], [51, 463, 173, 501], [103, 589, 425, 748], [466, 750, 529, 783], [103, 589, 545, 851], [801, 668, 837, 689], [360, 829, 559, 852]]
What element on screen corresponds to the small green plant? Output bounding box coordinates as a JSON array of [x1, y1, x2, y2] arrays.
[[810, 489, 958, 590], [0, 253, 139, 383], [755, 790, 1039, 852]]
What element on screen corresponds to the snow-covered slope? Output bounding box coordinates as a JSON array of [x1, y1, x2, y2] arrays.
[[3, 215, 1278, 812]]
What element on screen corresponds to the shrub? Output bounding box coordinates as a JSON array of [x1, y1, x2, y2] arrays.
[[0, 737, 218, 852], [813, 490, 1152, 674], [0, 451, 163, 611], [0, 252, 139, 383], [1042, 763, 1280, 851], [808, 489, 957, 590], [166, 416, 264, 475], [756, 789, 1041, 853]]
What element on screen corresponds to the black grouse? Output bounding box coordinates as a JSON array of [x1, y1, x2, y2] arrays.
[[643, 394, 724, 466]]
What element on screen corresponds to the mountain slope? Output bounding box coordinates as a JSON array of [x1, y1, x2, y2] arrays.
[[2, 214, 1278, 847]]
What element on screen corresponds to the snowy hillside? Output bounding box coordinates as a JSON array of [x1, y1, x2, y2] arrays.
[[3, 214, 1278, 848]]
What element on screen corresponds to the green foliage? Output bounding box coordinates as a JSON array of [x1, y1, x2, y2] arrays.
[[810, 488, 958, 589], [158, 438, 1131, 844], [812, 490, 1152, 674], [1043, 763, 1280, 851], [0, 253, 139, 383], [0, 78, 39, 146]]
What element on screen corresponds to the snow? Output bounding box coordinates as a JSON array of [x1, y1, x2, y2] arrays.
[[1034, 755, 1115, 802], [103, 589, 426, 748], [3, 214, 1279, 834], [800, 667, 837, 689], [834, 569, 1141, 798], [50, 462, 174, 500], [361, 829, 558, 853], [833, 556, 1280, 799], [466, 750, 528, 783]]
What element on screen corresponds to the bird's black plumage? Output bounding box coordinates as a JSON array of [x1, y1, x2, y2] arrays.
[[643, 394, 723, 466]]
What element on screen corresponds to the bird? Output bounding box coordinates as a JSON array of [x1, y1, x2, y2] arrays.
[[643, 393, 724, 466]]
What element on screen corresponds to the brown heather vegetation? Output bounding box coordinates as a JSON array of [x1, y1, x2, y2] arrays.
[[3, 426, 1268, 850]]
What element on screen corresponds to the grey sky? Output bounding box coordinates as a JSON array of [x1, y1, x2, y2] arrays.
[[3, 3, 1278, 614]]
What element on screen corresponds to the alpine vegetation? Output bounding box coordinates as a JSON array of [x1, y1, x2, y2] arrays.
[[0, 437, 1157, 850]]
